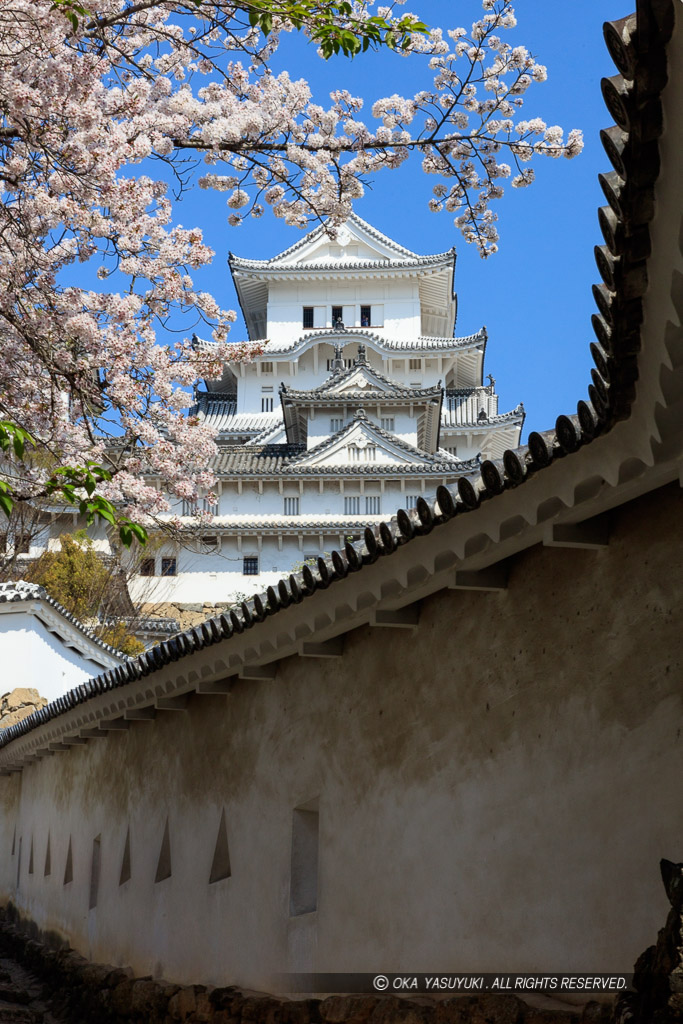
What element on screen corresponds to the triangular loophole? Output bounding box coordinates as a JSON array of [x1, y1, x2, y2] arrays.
[[119, 827, 131, 886], [154, 819, 171, 883], [209, 809, 231, 884], [44, 833, 51, 877], [28, 837, 33, 875], [64, 837, 73, 885]]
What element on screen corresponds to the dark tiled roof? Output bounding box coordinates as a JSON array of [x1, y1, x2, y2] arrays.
[[0, 0, 674, 751]]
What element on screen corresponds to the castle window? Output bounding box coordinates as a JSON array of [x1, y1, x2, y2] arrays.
[[409, 358, 421, 371], [261, 386, 274, 412], [344, 496, 361, 515], [140, 557, 155, 576], [303, 306, 325, 329], [15, 534, 30, 555], [284, 497, 300, 516], [365, 496, 381, 515], [290, 804, 319, 917], [405, 495, 420, 508], [182, 499, 197, 516], [360, 305, 371, 327], [349, 444, 375, 463], [161, 557, 177, 577], [332, 305, 343, 326], [380, 417, 394, 432], [243, 556, 259, 575], [260, 361, 273, 373], [330, 418, 345, 432]]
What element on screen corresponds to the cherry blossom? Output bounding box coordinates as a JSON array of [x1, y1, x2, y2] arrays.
[[0, 0, 582, 529]]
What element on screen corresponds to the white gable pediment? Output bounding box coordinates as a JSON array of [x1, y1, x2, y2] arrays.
[[331, 365, 396, 395], [272, 213, 417, 268], [293, 416, 436, 469]]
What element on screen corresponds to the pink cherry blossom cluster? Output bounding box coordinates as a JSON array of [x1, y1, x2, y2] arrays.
[[0, 0, 580, 524]]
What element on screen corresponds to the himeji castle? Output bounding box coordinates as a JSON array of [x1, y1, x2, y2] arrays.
[[132, 214, 524, 606]]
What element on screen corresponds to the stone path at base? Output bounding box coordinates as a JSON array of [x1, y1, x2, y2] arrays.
[[0, 958, 65, 1024]]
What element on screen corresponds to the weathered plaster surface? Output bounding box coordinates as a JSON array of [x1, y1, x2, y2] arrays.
[[0, 483, 680, 990]]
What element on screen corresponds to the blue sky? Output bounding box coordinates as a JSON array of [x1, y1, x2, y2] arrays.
[[161, 1, 620, 438]]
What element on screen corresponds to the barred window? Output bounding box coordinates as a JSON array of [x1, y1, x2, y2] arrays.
[[405, 495, 420, 508], [140, 557, 155, 576], [344, 496, 361, 515], [365, 496, 381, 515], [161, 557, 177, 577], [409, 358, 421, 371], [284, 497, 300, 516], [360, 305, 371, 327], [380, 417, 395, 432], [182, 499, 197, 516], [303, 307, 314, 329], [330, 418, 345, 432], [261, 361, 273, 373], [243, 556, 259, 575]]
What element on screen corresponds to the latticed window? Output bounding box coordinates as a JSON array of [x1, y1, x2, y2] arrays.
[[261, 361, 273, 373], [303, 306, 314, 329], [380, 417, 394, 432], [360, 305, 371, 327], [365, 496, 381, 515], [330, 418, 345, 432], [284, 497, 300, 516], [243, 556, 259, 575], [261, 386, 274, 413], [182, 499, 197, 516], [409, 358, 421, 371], [344, 496, 361, 515], [405, 495, 420, 508], [140, 557, 155, 576], [161, 557, 177, 577]]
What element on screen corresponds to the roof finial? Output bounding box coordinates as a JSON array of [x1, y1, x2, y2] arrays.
[[355, 344, 367, 365], [332, 344, 344, 372]]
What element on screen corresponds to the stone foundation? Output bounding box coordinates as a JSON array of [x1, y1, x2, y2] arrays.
[[140, 602, 234, 631], [0, 690, 47, 730]]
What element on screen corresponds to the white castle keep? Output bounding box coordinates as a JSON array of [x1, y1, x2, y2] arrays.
[[131, 214, 524, 606]]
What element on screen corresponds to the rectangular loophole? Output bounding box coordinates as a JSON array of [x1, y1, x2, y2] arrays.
[[290, 805, 319, 917], [89, 835, 101, 910]]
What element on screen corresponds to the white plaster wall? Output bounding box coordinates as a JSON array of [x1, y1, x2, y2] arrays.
[[235, 347, 485, 418], [266, 279, 421, 345], [1, 485, 681, 990], [0, 615, 109, 700]]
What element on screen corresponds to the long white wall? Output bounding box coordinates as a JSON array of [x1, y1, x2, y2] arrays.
[[0, 483, 680, 991]]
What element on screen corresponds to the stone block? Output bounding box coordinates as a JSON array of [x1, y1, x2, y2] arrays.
[[320, 996, 379, 1024]]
